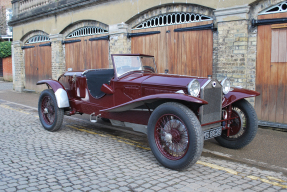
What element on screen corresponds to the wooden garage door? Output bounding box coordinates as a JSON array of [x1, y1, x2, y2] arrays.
[[255, 12, 287, 124], [24, 42, 52, 92], [65, 34, 109, 71], [131, 20, 213, 76]]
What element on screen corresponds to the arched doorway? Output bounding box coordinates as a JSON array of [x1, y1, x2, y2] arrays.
[[62, 22, 109, 71], [254, 1, 287, 124], [128, 8, 214, 77], [22, 34, 52, 92]]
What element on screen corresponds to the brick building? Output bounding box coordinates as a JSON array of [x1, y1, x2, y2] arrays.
[[8, 0, 287, 125], [0, 0, 12, 39], [0, 0, 12, 81]]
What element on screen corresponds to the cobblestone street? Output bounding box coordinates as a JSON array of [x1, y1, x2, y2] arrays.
[[0, 83, 287, 192]]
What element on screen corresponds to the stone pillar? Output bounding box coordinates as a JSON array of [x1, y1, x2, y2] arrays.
[[108, 23, 131, 67], [214, 6, 256, 105], [49, 34, 65, 80], [12, 41, 24, 92]]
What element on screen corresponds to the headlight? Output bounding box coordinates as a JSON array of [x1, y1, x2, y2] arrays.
[[187, 79, 200, 97], [221, 77, 231, 95]]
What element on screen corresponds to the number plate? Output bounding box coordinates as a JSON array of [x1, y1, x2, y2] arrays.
[[204, 126, 222, 140]]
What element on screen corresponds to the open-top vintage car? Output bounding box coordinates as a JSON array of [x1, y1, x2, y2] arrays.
[[37, 54, 260, 170]]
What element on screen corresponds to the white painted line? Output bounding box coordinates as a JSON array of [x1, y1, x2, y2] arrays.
[[202, 148, 232, 158]]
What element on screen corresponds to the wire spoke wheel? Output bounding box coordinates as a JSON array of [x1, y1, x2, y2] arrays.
[[215, 99, 258, 149], [155, 114, 189, 160], [222, 106, 246, 139], [148, 102, 203, 170], [38, 89, 64, 132], [41, 96, 55, 125]]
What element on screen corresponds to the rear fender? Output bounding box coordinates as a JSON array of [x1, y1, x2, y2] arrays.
[[37, 80, 70, 108], [100, 93, 208, 113], [222, 87, 260, 108]]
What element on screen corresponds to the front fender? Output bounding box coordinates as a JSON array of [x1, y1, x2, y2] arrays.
[[222, 87, 260, 108], [100, 93, 208, 113], [37, 80, 70, 108]]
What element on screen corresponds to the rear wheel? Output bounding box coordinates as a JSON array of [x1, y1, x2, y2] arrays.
[[38, 89, 64, 132], [147, 102, 203, 171], [215, 99, 258, 149]]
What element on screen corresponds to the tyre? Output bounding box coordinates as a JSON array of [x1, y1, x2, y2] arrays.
[[38, 89, 64, 132], [147, 102, 203, 171], [215, 99, 258, 149]]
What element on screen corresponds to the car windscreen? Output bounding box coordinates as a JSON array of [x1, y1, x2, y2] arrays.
[[141, 56, 157, 73], [113, 55, 157, 78], [113, 56, 141, 77]]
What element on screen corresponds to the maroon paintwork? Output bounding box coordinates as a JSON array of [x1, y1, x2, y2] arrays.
[[37, 80, 66, 93], [101, 84, 114, 95], [222, 88, 260, 108], [101, 93, 208, 113], [37, 54, 259, 127]]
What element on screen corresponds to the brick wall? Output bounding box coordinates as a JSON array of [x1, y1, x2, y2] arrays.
[[50, 34, 65, 80], [217, 20, 249, 85], [12, 41, 24, 92], [109, 34, 131, 67], [214, 6, 255, 105], [3, 56, 12, 81]]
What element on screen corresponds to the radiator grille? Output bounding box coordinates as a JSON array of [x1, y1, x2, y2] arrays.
[[200, 80, 222, 129]]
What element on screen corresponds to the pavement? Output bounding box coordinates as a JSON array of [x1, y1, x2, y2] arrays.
[[0, 81, 287, 192]]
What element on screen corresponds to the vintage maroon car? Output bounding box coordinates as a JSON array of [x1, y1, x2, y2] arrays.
[[37, 54, 260, 170]]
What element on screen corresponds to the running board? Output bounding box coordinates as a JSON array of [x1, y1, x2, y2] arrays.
[[110, 119, 147, 134]]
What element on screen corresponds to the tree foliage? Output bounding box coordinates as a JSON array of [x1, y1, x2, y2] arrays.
[[0, 41, 12, 58]]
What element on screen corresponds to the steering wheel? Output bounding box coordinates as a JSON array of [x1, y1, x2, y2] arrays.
[[143, 66, 155, 73]]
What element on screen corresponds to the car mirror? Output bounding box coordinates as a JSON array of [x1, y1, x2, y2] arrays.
[[101, 84, 114, 95]]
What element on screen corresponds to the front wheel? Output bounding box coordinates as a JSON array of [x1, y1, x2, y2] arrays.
[[147, 102, 203, 171], [38, 89, 64, 132], [215, 99, 258, 149]]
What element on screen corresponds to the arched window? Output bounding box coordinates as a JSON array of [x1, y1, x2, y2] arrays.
[[66, 26, 108, 38], [134, 12, 212, 29], [259, 1, 287, 15], [26, 35, 50, 44]]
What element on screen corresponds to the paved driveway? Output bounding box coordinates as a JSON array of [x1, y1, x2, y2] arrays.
[[0, 97, 286, 191], [0, 82, 287, 191]]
